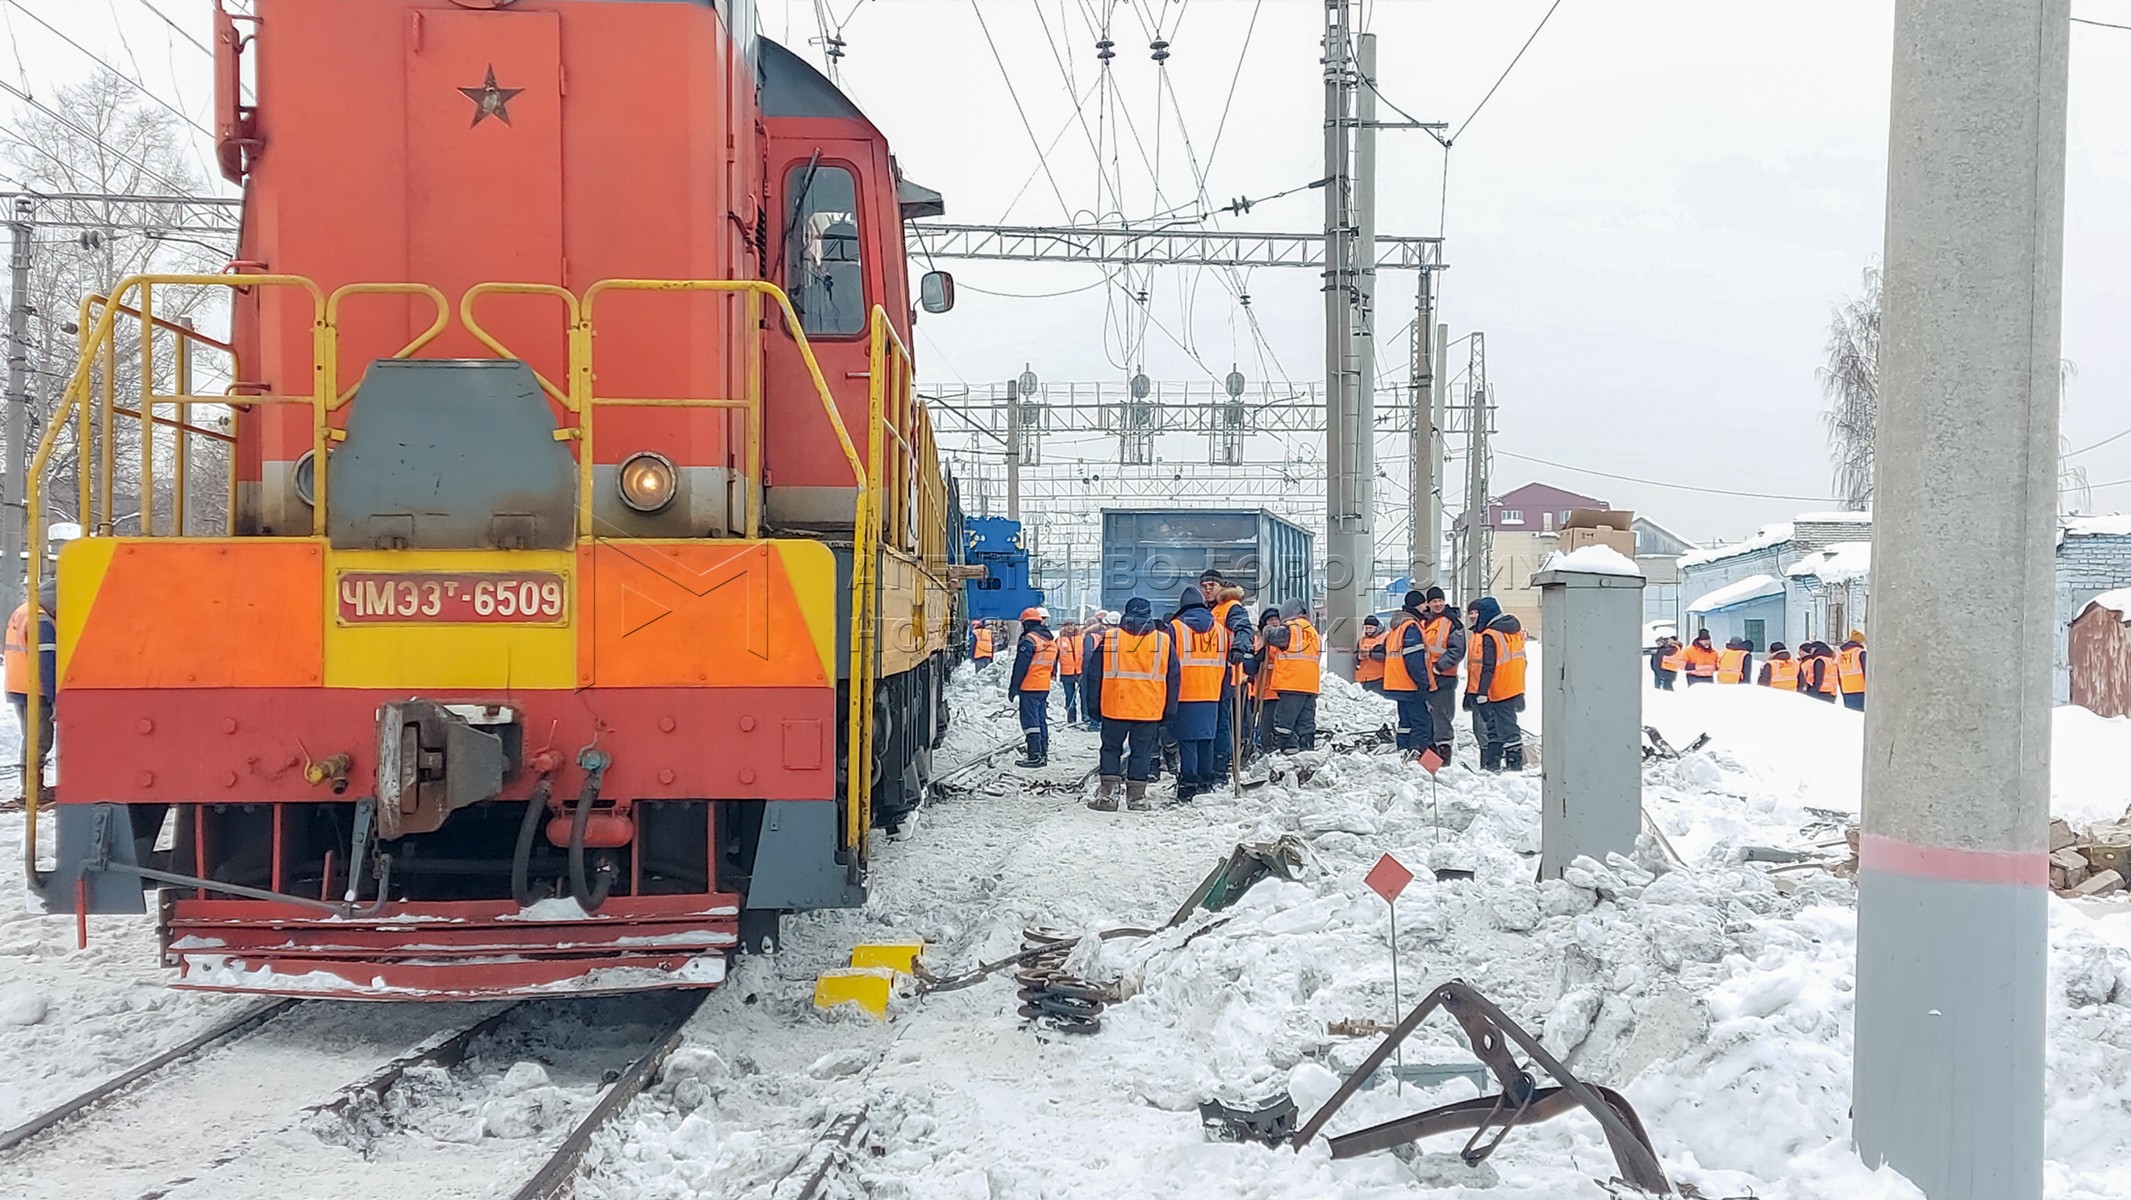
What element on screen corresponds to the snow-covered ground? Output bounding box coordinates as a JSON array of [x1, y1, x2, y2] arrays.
[[3, 665, 2130, 1198]]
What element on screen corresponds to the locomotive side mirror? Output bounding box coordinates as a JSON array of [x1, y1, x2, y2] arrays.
[[919, 270, 956, 314]]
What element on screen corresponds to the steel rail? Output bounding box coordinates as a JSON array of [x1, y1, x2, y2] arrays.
[[0, 999, 302, 1153], [508, 994, 710, 1200]]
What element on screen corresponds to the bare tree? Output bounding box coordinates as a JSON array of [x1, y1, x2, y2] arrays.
[[1817, 266, 2087, 516], [1817, 263, 1880, 511], [3, 71, 229, 534]]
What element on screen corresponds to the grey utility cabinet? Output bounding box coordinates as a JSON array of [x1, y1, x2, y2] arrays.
[[1534, 560, 1646, 878]]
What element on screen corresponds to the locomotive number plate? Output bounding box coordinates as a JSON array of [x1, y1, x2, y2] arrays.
[[336, 572, 569, 625]]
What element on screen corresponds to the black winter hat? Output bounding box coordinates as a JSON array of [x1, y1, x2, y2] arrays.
[[1424, 585, 1446, 602], [1177, 587, 1206, 610], [1124, 597, 1152, 619], [1363, 615, 1382, 628], [1199, 568, 1225, 583], [1403, 590, 1425, 609]]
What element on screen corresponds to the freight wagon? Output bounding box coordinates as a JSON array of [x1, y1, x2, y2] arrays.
[[1098, 509, 1312, 613]]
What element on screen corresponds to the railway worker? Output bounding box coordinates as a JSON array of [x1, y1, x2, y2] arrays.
[[1464, 596, 1528, 772], [1170, 586, 1232, 802], [1245, 605, 1284, 754], [1757, 642, 1799, 690], [1836, 630, 1868, 711], [1262, 598, 1323, 751], [1717, 637, 1754, 685], [1356, 615, 1388, 694], [972, 620, 995, 668], [1204, 575, 1256, 782], [1651, 635, 1682, 691], [1083, 613, 1115, 730], [1087, 597, 1180, 812], [1418, 588, 1466, 764], [5, 576, 58, 792], [1010, 607, 1058, 768], [1680, 629, 1720, 685], [1055, 618, 1086, 725], [1381, 592, 1430, 754], [1796, 642, 1840, 702]]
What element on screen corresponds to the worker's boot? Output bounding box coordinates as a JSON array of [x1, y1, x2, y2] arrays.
[[1089, 775, 1123, 811], [1016, 733, 1043, 769], [1432, 742, 1454, 768], [1126, 781, 1152, 811], [1173, 777, 1197, 805], [1503, 742, 1526, 772]]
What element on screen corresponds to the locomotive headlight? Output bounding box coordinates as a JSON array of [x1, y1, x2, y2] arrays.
[[293, 449, 319, 507], [618, 451, 677, 513]]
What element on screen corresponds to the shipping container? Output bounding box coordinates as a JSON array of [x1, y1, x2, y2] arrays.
[[1099, 509, 1312, 612]]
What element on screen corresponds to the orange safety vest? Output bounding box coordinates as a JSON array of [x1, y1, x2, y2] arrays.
[[1716, 648, 1748, 684], [1764, 656, 1798, 690], [1019, 632, 1057, 691], [1381, 615, 1421, 693], [1055, 632, 1084, 677], [1467, 626, 1527, 702], [1268, 618, 1322, 695], [1421, 612, 1456, 692], [1680, 643, 1719, 678], [1211, 598, 1247, 686], [1101, 626, 1172, 720], [1355, 630, 1387, 683], [1172, 617, 1229, 703], [973, 627, 994, 659], [1816, 654, 1841, 696], [1659, 646, 1684, 673], [1837, 645, 1866, 694], [3, 602, 33, 695]]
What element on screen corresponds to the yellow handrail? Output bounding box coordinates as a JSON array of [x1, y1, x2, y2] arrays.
[[325, 282, 452, 407], [25, 272, 327, 883], [458, 283, 581, 411]]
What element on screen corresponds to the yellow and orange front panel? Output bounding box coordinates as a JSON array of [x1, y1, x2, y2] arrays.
[[55, 537, 839, 808]]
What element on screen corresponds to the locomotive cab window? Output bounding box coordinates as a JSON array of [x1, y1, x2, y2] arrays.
[[785, 163, 865, 337]]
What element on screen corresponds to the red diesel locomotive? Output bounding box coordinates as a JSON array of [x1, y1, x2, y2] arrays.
[[26, 0, 965, 997]]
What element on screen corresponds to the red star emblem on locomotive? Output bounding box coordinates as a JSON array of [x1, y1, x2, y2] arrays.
[[458, 65, 524, 128]]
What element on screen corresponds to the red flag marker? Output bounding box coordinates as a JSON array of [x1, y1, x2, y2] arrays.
[[1418, 748, 1444, 775], [1365, 853, 1415, 903]]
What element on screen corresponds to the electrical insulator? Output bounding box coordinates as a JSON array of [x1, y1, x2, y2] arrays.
[[1096, 38, 1115, 64], [1150, 39, 1170, 64]]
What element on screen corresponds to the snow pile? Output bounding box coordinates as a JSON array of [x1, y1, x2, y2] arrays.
[[2049, 705, 2131, 827], [1788, 541, 1871, 585], [2062, 514, 2131, 541], [1540, 545, 1643, 576], [2077, 586, 2131, 626], [582, 670, 2131, 1200], [1679, 522, 1794, 569], [1686, 573, 1784, 615]]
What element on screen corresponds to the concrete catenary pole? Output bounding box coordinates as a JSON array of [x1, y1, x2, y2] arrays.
[[3, 197, 32, 617], [1852, 3, 2068, 1198], [1459, 332, 1488, 604], [1428, 321, 1447, 586], [1408, 271, 1436, 589], [1350, 30, 1378, 642], [1321, 0, 1362, 676], [1004, 377, 1021, 523]]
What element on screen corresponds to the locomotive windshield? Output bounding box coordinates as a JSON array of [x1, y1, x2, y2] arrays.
[[785, 163, 865, 336]]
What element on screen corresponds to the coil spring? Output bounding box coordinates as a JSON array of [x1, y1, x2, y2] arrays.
[[1014, 928, 1106, 1035]]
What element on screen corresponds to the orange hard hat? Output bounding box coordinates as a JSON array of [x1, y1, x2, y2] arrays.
[[1020, 606, 1044, 622]]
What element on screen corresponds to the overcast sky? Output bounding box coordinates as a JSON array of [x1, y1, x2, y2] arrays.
[[5, 0, 2128, 543]]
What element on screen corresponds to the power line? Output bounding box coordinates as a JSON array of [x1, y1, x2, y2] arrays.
[[131, 0, 216, 61], [970, 0, 1076, 221], [2071, 16, 2131, 30], [1495, 448, 1842, 503], [1451, 0, 1568, 144], [2064, 424, 2131, 459], [2, 0, 216, 141]]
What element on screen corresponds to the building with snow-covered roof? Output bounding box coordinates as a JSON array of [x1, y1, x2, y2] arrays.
[[1675, 511, 1873, 649], [1684, 572, 1786, 648], [2068, 589, 2131, 718], [1786, 541, 1870, 646], [2055, 516, 2131, 702]]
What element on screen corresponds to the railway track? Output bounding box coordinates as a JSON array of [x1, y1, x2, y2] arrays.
[[0, 993, 706, 1200]]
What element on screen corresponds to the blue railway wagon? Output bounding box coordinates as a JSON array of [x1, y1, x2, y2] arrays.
[[1098, 509, 1311, 612]]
